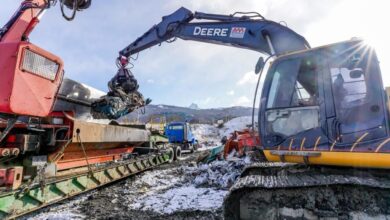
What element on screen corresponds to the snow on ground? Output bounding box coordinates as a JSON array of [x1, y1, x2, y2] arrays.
[[29, 212, 84, 220], [27, 116, 255, 219], [130, 185, 227, 214], [191, 116, 258, 146], [219, 116, 257, 138], [190, 124, 220, 146], [126, 158, 249, 215], [25, 195, 88, 220]]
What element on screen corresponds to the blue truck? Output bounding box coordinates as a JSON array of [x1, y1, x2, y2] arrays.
[[165, 122, 198, 157]]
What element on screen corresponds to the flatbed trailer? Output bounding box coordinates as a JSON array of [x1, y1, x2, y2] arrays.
[[0, 153, 169, 219], [0, 79, 173, 219]]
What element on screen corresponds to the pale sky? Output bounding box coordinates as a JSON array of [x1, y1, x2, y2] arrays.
[[1, 0, 389, 108]]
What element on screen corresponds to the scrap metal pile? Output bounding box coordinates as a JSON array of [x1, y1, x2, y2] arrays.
[[91, 56, 151, 120]]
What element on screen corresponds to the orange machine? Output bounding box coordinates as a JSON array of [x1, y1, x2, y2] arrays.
[[223, 129, 261, 159]]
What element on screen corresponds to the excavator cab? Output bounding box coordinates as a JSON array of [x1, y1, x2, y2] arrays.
[[260, 39, 389, 156], [0, 42, 64, 117]]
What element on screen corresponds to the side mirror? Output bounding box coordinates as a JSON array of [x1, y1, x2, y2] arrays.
[[350, 69, 364, 79], [347, 53, 361, 70], [255, 57, 265, 74]]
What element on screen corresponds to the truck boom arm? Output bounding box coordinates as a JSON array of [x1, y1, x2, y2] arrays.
[[0, 0, 49, 42], [0, 0, 91, 42], [120, 7, 310, 58]]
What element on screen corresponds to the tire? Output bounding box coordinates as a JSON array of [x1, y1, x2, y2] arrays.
[[166, 147, 174, 163], [174, 146, 182, 161], [190, 142, 199, 153], [193, 142, 199, 151]]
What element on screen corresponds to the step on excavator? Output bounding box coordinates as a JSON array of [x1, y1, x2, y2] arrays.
[[0, 1, 173, 218], [118, 7, 390, 219]]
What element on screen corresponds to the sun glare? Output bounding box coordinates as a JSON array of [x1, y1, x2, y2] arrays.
[[306, 0, 390, 86]]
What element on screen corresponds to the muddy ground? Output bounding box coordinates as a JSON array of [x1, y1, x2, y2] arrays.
[[26, 151, 248, 220]]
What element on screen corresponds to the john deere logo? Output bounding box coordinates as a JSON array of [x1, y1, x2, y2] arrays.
[[230, 27, 246, 38]]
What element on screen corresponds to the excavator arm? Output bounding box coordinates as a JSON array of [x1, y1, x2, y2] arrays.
[[120, 7, 310, 59], [93, 7, 311, 120]]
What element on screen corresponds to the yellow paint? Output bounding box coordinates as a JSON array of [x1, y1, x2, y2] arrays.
[[330, 139, 337, 151], [330, 135, 342, 151], [375, 138, 390, 153], [264, 150, 390, 169], [288, 138, 294, 151], [314, 137, 321, 151], [300, 138, 306, 151], [350, 132, 369, 152]]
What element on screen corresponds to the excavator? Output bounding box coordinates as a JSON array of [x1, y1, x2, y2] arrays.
[[119, 7, 390, 219]]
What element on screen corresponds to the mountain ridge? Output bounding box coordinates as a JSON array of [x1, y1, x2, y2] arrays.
[[123, 104, 258, 124]]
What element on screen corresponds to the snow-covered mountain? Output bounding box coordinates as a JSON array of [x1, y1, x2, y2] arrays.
[[188, 103, 200, 110], [123, 104, 258, 124]]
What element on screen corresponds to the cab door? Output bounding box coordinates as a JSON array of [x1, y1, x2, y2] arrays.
[[260, 51, 328, 150], [324, 41, 388, 147]]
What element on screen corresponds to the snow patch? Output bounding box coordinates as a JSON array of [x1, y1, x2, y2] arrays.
[[29, 212, 85, 220], [26, 195, 88, 220], [131, 185, 227, 214], [219, 116, 257, 138], [191, 124, 220, 146], [127, 158, 248, 214]]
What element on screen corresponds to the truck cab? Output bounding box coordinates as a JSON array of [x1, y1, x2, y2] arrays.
[[165, 122, 198, 152]]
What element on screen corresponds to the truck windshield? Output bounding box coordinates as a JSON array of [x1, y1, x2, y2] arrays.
[[169, 125, 183, 130]]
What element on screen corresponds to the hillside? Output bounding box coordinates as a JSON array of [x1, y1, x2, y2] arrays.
[[122, 104, 258, 124]]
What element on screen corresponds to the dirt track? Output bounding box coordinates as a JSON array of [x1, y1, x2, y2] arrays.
[[26, 151, 246, 220], [77, 153, 224, 220]]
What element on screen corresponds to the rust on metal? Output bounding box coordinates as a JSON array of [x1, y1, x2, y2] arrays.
[[71, 119, 150, 143]]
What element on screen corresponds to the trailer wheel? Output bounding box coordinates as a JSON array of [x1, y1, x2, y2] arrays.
[[190, 142, 198, 153], [166, 147, 174, 163], [174, 146, 182, 161], [193, 141, 199, 151]]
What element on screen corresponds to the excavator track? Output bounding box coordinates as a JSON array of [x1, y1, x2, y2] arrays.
[[224, 163, 390, 220]]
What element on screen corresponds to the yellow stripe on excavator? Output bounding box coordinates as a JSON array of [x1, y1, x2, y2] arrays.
[[264, 150, 390, 169]]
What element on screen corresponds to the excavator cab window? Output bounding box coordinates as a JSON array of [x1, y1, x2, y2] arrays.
[[263, 54, 321, 143], [325, 42, 388, 145], [267, 57, 318, 108]]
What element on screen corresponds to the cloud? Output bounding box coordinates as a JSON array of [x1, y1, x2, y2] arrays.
[[232, 96, 252, 107], [203, 97, 213, 104], [147, 79, 155, 84], [237, 71, 258, 86], [195, 97, 214, 107], [227, 90, 235, 96]]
